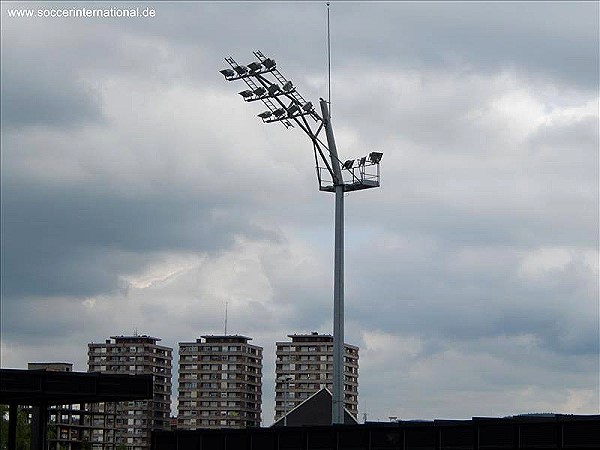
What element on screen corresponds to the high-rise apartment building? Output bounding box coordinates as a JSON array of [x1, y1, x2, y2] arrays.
[[178, 335, 262, 429], [87, 335, 172, 450], [274, 333, 359, 421]]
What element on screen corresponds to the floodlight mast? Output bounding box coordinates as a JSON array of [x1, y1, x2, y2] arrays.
[[319, 98, 345, 424], [220, 51, 382, 425]]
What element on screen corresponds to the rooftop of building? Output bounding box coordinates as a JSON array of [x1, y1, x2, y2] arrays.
[[199, 335, 253, 343], [284, 332, 333, 343], [276, 333, 358, 349], [27, 362, 73, 372], [108, 334, 161, 343]]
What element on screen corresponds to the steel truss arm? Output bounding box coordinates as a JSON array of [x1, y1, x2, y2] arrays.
[[222, 52, 361, 185]]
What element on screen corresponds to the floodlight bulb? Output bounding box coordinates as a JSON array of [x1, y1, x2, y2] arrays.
[[247, 62, 262, 72], [262, 58, 276, 69], [273, 108, 285, 117], [302, 102, 313, 112], [287, 104, 300, 115], [253, 87, 266, 96], [369, 152, 383, 164], [258, 111, 272, 119], [238, 90, 254, 98], [282, 81, 293, 92], [219, 69, 235, 78], [234, 65, 248, 75], [267, 84, 280, 96]]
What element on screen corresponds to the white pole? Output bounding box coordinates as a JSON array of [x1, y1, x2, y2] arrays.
[[283, 380, 288, 427], [319, 98, 345, 425]]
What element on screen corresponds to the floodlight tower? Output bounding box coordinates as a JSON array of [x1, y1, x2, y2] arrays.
[[220, 51, 382, 424]]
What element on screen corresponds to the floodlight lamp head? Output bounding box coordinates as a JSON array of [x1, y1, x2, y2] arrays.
[[234, 65, 248, 75], [247, 62, 262, 72], [262, 58, 276, 69], [343, 160, 354, 170], [302, 101, 313, 112], [220, 69, 235, 79], [369, 152, 383, 164], [238, 90, 254, 98], [267, 84, 280, 96], [273, 108, 286, 117], [253, 87, 266, 96], [358, 156, 367, 166], [282, 81, 293, 92], [287, 104, 300, 116], [258, 111, 272, 119]]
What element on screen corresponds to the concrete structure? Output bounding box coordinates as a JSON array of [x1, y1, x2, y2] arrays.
[[274, 333, 358, 421], [87, 335, 172, 450], [1, 368, 152, 450], [27, 363, 101, 450], [178, 335, 262, 429]]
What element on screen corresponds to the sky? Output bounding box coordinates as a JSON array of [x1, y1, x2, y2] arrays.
[[1, 1, 598, 425]]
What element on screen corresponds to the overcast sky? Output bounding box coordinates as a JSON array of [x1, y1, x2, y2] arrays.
[[1, 1, 598, 424]]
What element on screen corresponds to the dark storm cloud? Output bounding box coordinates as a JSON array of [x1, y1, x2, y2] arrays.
[[1, 179, 275, 298], [0, 10, 108, 129], [1, 296, 90, 342], [60, 2, 597, 91], [1, 59, 103, 128]]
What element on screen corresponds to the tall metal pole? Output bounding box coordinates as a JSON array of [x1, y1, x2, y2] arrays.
[[283, 379, 288, 426], [320, 98, 345, 424]]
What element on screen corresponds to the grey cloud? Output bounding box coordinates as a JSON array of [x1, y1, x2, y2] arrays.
[[346, 238, 598, 358], [1, 63, 103, 128], [330, 2, 598, 90], [1, 296, 90, 343], [1, 179, 276, 299], [0, 23, 105, 129]]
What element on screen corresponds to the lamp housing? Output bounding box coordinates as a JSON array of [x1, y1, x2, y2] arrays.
[[369, 152, 383, 164]]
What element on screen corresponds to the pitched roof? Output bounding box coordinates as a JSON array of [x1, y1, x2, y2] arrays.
[[271, 388, 358, 427]]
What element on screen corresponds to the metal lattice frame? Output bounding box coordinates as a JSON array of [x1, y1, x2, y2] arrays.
[[220, 51, 381, 193]]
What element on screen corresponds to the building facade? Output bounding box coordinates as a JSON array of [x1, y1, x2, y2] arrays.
[[274, 333, 359, 421], [87, 335, 172, 450], [178, 335, 262, 429]]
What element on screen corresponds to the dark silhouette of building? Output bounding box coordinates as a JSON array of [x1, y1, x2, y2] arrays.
[[272, 388, 357, 427], [27, 362, 116, 450], [152, 414, 600, 450], [0, 368, 152, 450]]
